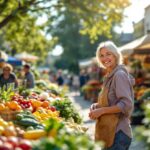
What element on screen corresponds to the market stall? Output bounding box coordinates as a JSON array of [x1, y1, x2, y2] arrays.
[[15, 52, 39, 62], [0, 51, 23, 67], [79, 57, 103, 102], [7, 56, 23, 66], [119, 34, 150, 85], [119, 34, 150, 55], [119, 34, 150, 125]]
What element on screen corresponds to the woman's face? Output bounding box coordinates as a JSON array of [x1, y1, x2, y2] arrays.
[[3, 68, 11, 76], [99, 47, 117, 70]]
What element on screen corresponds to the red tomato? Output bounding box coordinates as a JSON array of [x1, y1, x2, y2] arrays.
[[18, 140, 32, 150], [0, 142, 13, 150], [7, 137, 18, 148], [49, 106, 56, 112]]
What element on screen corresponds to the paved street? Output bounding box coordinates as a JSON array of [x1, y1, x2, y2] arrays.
[[69, 91, 145, 150]]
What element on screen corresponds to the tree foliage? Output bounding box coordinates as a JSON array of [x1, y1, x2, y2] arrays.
[[0, 16, 57, 60], [0, 0, 129, 40], [0, 0, 57, 58], [51, 9, 109, 73], [0, 0, 129, 63]]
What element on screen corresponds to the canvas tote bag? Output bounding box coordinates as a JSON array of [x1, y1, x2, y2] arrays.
[[95, 80, 119, 148]]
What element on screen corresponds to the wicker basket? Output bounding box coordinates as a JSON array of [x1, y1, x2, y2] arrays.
[[0, 110, 20, 121]]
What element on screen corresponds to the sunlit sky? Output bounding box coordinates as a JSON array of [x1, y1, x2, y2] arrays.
[[51, 45, 63, 56], [115, 0, 150, 33]]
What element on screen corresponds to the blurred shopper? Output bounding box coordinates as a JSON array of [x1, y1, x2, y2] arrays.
[[56, 70, 64, 86], [89, 41, 134, 150], [49, 71, 56, 83], [0, 63, 18, 89], [23, 64, 35, 89], [84, 70, 90, 83], [79, 70, 86, 87], [63, 74, 70, 86], [72, 74, 80, 91], [69, 75, 73, 87]]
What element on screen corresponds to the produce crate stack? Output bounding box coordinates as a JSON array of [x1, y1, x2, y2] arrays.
[[0, 110, 20, 121]]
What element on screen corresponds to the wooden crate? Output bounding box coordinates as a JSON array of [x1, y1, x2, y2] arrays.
[[0, 110, 20, 121]]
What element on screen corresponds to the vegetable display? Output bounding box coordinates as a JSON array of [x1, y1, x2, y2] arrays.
[[0, 83, 102, 150], [52, 98, 82, 124]]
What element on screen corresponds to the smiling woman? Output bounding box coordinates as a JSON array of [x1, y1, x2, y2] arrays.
[[89, 41, 135, 150], [96, 42, 123, 70]]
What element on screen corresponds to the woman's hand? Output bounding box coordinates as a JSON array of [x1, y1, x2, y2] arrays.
[[89, 108, 105, 120], [90, 103, 99, 111], [89, 105, 122, 120]]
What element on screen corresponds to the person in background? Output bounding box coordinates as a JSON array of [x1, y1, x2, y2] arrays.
[[56, 70, 64, 86], [84, 69, 90, 83], [72, 74, 80, 91], [69, 75, 73, 87], [23, 64, 35, 89], [63, 74, 70, 86], [79, 70, 86, 87], [0, 63, 18, 89], [89, 41, 134, 150]]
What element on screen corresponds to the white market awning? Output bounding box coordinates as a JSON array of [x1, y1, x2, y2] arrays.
[[79, 57, 96, 68], [15, 52, 38, 62], [119, 34, 150, 55], [0, 51, 8, 61]]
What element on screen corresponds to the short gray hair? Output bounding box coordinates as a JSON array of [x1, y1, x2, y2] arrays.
[[96, 41, 123, 68]]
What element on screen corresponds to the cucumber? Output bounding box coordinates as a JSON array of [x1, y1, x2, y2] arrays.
[[16, 118, 39, 127], [27, 126, 34, 131], [16, 114, 24, 120], [22, 114, 36, 120], [16, 113, 36, 121], [34, 125, 44, 130]]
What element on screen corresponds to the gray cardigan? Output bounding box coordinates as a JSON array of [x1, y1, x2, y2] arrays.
[[103, 65, 134, 138]]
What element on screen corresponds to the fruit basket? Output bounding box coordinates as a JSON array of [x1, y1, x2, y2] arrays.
[[0, 110, 20, 121]]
